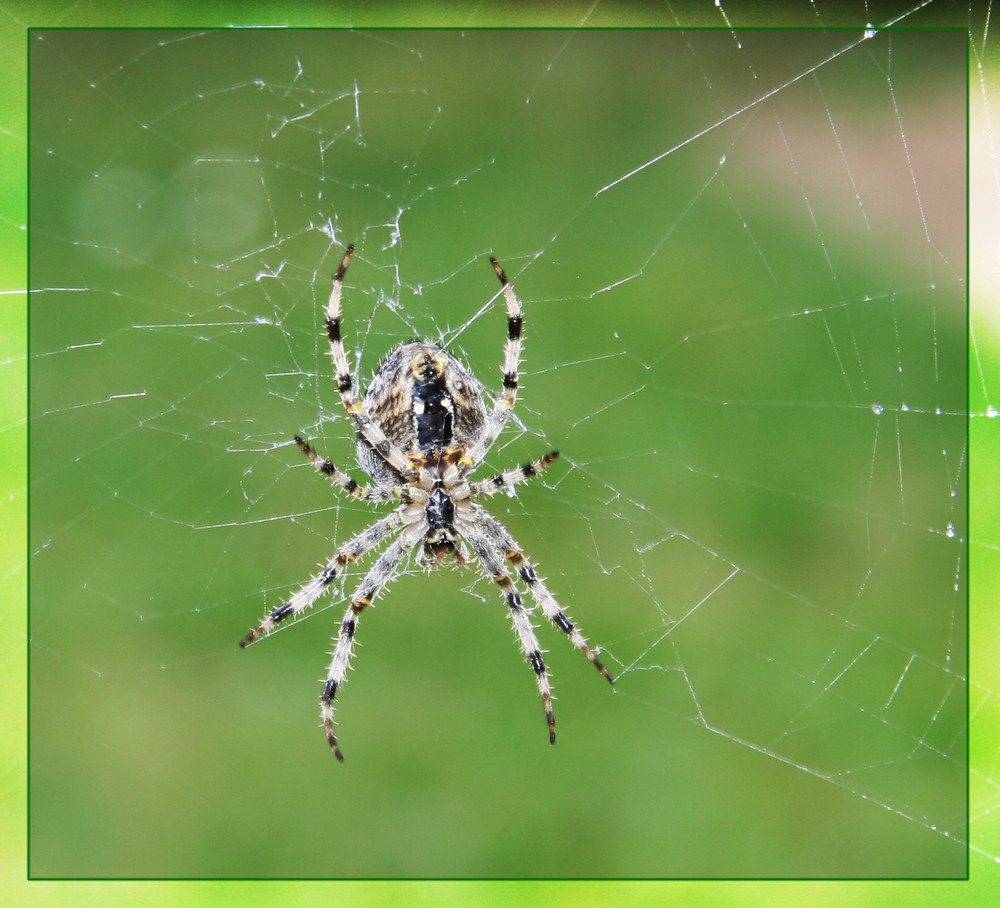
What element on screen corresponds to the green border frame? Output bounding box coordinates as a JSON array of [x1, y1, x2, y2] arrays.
[[6, 2, 996, 904]]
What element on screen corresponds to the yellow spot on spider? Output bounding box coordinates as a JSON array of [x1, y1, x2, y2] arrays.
[[410, 351, 447, 379]]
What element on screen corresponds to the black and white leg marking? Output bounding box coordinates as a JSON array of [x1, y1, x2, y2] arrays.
[[296, 435, 408, 503], [462, 257, 524, 470], [325, 246, 415, 479], [467, 450, 560, 500], [463, 523, 557, 743], [479, 510, 615, 685], [320, 532, 418, 760], [239, 509, 404, 648]]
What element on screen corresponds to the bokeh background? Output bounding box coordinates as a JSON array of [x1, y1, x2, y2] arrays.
[[27, 25, 966, 880], [9, 2, 1000, 904]]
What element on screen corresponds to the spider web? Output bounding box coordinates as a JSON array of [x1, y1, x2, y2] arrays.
[[26, 9, 979, 880]]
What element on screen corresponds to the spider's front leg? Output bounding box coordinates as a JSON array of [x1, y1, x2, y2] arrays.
[[462, 256, 525, 470], [324, 245, 414, 479]]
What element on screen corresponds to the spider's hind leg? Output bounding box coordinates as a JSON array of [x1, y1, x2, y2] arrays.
[[319, 532, 417, 759], [463, 523, 558, 744], [482, 511, 615, 685], [239, 510, 403, 647], [507, 546, 615, 685]]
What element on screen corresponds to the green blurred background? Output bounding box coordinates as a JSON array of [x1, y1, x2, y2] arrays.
[[27, 26, 966, 879], [19, 11, 976, 898]]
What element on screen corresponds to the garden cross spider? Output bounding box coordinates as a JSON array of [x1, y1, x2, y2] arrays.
[[240, 245, 614, 759]]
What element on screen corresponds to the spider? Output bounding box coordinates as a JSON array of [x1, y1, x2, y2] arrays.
[[240, 245, 614, 759]]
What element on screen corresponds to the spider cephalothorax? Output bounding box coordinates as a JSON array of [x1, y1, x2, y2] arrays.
[[240, 246, 614, 759]]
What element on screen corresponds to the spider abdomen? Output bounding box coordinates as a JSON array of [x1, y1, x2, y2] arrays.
[[412, 356, 454, 451], [359, 341, 487, 481]]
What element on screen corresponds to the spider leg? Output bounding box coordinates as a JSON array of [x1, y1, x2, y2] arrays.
[[239, 508, 404, 648], [461, 256, 524, 471], [324, 245, 414, 479], [466, 450, 560, 499], [321, 531, 419, 760], [295, 435, 409, 504], [479, 509, 615, 685], [463, 523, 557, 744]]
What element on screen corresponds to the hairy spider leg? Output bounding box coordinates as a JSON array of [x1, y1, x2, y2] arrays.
[[462, 522, 557, 743], [295, 435, 408, 503], [239, 510, 404, 647], [461, 257, 524, 471], [321, 533, 419, 760], [479, 508, 615, 685], [465, 450, 560, 499], [325, 245, 415, 479], [465, 453, 614, 683]]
